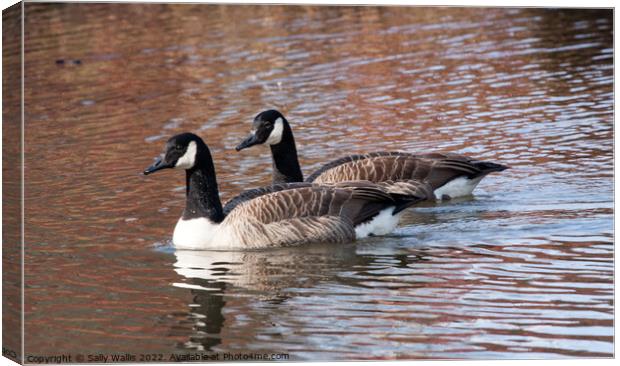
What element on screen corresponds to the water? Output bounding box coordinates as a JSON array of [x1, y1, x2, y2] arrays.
[[18, 4, 612, 360]]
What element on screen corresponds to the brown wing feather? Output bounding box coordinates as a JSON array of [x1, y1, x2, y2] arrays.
[[224, 182, 396, 227], [376, 180, 436, 199], [309, 151, 507, 191], [222, 182, 412, 247]]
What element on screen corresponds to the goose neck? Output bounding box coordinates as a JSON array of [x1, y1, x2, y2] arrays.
[[184, 148, 225, 223], [269, 120, 303, 184]]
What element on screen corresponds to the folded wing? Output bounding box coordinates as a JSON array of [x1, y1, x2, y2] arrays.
[[221, 181, 430, 247], [307, 151, 507, 195]]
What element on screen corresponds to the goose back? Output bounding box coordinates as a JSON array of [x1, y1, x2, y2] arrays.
[[306, 151, 507, 194], [218, 181, 429, 248]]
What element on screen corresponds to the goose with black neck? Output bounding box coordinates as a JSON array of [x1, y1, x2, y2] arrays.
[[236, 109, 508, 200], [144, 132, 433, 249]]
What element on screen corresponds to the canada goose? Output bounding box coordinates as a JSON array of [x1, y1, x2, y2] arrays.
[[236, 110, 508, 200], [143, 133, 432, 249]]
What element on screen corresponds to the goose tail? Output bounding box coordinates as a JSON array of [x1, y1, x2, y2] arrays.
[[387, 181, 435, 215], [390, 195, 426, 215], [472, 161, 509, 177]]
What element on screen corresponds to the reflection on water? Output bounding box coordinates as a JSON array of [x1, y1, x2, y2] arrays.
[[21, 3, 612, 360]]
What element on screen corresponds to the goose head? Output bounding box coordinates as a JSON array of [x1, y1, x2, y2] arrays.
[[235, 109, 286, 151], [144, 132, 203, 175]]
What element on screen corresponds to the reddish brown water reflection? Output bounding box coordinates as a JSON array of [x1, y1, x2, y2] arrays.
[[20, 4, 612, 360]]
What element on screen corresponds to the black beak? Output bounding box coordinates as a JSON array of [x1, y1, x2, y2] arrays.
[[235, 134, 260, 151], [143, 157, 172, 175]]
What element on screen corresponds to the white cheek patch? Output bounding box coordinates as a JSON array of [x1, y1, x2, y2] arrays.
[[265, 117, 284, 145], [175, 141, 197, 169]]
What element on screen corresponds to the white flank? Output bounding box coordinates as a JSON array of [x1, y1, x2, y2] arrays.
[[172, 217, 219, 249], [354, 207, 400, 239], [175, 141, 197, 169], [172, 217, 241, 250], [265, 117, 284, 145], [433, 176, 483, 200]]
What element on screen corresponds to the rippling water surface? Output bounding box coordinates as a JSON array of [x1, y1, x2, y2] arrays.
[[20, 4, 612, 360]]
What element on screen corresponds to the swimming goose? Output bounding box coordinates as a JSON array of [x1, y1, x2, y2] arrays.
[[143, 133, 432, 249], [235, 110, 508, 200]]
